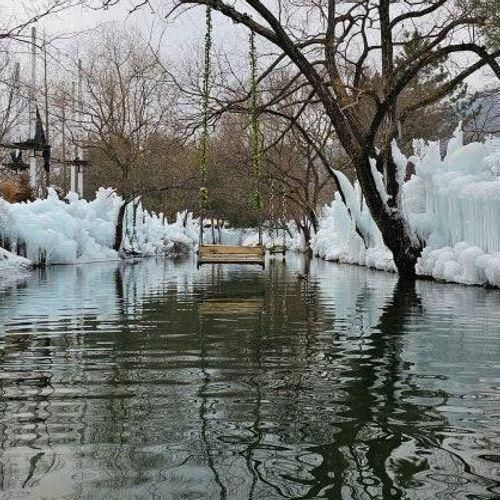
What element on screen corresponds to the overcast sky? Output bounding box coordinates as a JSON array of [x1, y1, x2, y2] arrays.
[[1, 1, 497, 93], [1, 0, 255, 87]]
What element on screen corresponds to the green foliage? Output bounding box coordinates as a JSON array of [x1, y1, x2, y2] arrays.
[[393, 29, 464, 153], [398, 30, 448, 87]]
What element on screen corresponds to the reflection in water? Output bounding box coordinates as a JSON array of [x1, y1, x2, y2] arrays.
[[0, 256, 499, 499]]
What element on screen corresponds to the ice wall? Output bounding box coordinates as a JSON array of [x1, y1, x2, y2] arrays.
[[0, 188, 198, 266], [312, 184, 396, 272], [313, 129, 500, 287]]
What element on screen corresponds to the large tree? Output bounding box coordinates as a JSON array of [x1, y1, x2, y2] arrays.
[[94, 0, 500, 276]]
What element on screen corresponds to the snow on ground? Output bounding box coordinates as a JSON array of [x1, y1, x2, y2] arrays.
[[0, 188, 198, 266], [313, 127, 500, 287]]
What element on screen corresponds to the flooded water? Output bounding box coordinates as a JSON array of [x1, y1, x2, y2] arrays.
[[0, 256, 499, 499]]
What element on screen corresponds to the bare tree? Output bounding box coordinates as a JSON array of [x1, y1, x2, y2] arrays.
[[105, 0, 499, 277], [0, 55, 26, 145], [72, 27, 195, 249], [79, 29, 174, 192]]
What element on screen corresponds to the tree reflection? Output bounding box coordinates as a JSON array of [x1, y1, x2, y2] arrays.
[[294, 277, 437, 499], [0, 260, 498, 498]]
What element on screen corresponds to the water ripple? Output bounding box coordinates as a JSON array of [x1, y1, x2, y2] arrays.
[[0, 257, 499, 499]]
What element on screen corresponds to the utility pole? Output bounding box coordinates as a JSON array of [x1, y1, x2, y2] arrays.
[[43, 35, 49, 144], [77, 59, 84, 198], [70, 81, 76, 193], [61, 90, 67, 193], [43, 33, 50, 193], [29, 27, 37, 189]]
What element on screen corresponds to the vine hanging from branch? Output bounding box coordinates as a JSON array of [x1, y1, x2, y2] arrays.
[[198, 4, 212, 213], [249, 30, 262, 215]]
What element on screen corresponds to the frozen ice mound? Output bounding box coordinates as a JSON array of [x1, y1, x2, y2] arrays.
[[0, 188, 198, 266], [313, 127, 500, 287]]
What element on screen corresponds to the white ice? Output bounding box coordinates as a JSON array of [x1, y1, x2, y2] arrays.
[[313, 128, 500, 287]]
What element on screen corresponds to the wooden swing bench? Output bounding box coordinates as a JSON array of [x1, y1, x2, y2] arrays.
[[196, 20, 266, 271], [197, 245, 265, 267]]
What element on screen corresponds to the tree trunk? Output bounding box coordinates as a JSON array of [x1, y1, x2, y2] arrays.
[[113, 201, 128, 252], [211, 217, 216, 244], [298, 221, 312, 252], [355, 156, 422, 278], [217, 220, 222, 244], [309, 210, 318, 234], [376, 212, 422, 277]]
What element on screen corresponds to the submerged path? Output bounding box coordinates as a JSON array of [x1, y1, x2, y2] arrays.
[[0, 256, 499, 499]]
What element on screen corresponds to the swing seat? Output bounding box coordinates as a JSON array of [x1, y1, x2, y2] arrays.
[[268, 244, 286, 255], [197, 245, 265, 267]]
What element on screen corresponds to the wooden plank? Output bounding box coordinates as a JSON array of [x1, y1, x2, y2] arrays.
[[197, 244, 265, 266], [199, 254, 264, 260], [199, 245, 264, 256], [198, 257, 264, 265]]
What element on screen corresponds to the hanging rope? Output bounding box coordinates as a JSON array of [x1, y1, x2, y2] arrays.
[[199, 5, 212, 246], [249, 30, 263, 246], [270, 178, 275, 245], [281, 187, 287, 247]]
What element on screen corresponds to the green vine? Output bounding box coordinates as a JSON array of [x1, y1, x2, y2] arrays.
[[198, 186, 209, 210], [199, 5, 212, 212], [249, 30, 262, 214]]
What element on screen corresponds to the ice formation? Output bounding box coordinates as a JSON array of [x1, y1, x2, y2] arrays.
[[0, 246, 32, 274], [0, 188, 198, 266], [1, 125, 499, 288], [313, 127, 500, 287]]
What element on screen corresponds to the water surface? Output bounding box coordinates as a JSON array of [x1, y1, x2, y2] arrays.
[[0, 256, 499, 499]]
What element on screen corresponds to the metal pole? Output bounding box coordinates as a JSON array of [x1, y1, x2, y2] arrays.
[[29, 27, 37, 189], [77, 59, 84, 198], [70, 81, 76, 193], [61, 92, 67, 193], [43, 33, 50, 194], [43, 34, 49, 144]]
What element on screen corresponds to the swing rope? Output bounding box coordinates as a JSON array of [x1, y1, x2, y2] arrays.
[[270, 178, 275, 245], [281, 187, 287, 247], [249, 30, 263, 246], [198, 15, 263, 248], [199, 5, 212, 246]]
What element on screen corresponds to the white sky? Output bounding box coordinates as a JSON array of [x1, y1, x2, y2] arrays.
[[0, 0, 255, 90], [1, 1, 497, 95]]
